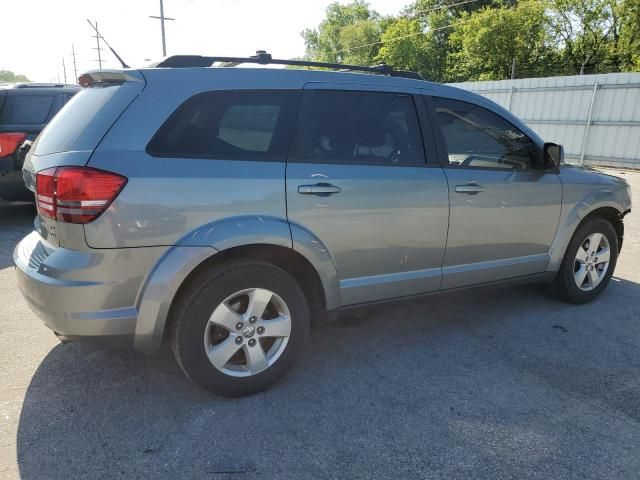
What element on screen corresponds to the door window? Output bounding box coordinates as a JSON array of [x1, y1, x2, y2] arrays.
[[432, 97, 536, 171], [147, 90, 299, 160], [289, 90, 425, 166]]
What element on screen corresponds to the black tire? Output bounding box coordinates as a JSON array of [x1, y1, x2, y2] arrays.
[[552, 217, 618, 304], [170, 259, 310, 397]]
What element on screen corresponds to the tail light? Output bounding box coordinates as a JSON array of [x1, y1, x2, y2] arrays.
[[0, 132, 27, 158], [36, 167, 127, 224]]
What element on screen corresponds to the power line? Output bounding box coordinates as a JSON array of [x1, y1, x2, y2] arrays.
[[410, 0, 483, 19], [149, 0, 175, 56]]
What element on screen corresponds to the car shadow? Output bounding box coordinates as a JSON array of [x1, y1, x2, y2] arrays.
[[16, 275, 640, 478], [0, 202, 34, 269]]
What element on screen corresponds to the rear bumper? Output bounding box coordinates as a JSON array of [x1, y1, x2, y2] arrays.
[[13, 231, 165, 349]]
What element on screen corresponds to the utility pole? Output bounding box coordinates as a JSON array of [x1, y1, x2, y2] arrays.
[[90, 20, 104, 69], [149, 0, 175, 57], [62, 57, 67, 83], [70, 45, 78, 82], [510, 57, 516, 80]]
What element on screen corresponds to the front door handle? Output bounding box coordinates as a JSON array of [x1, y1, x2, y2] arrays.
[[298, 183, 342, 195], [455, 183, 484, 194]]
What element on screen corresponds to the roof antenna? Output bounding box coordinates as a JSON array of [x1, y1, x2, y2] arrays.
[[86, 19, 130, 69]]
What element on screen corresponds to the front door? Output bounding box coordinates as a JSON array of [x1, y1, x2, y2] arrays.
[[286, 84, 449, 306], [427, 95, 562, 289]]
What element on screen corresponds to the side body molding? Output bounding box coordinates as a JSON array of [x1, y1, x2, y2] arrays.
[[134, 215, 340, 352]]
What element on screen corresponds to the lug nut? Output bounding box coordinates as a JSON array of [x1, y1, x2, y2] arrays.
[[257, 326, 265, 335], [235, 336, 243, 345], [248, 339, 257, 347], [249, 316, 257, 324], [236, 322, 244, 330]]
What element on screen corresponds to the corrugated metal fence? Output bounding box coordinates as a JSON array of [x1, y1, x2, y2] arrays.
[[448, 73, 640, 169]]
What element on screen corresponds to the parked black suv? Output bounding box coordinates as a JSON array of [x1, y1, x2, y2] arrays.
[[0, 83, 80, 201]]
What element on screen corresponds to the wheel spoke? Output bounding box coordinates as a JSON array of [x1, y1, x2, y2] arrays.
[[596, 247, 610, 264], [588, 268, 600, 287], [587, 233, 603, 255], [261, 315, 291, 337], [207, 336, 241, 369], [575, 246, 588, 264], [246, 288, 272, 321], [208, 303, 243, 331], [574, 265, 588, 287], [244, 344, 269, 374]]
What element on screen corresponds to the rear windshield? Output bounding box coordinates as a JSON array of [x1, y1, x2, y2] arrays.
[[0, 94, 54, 125], [31, 82, 143, 156]]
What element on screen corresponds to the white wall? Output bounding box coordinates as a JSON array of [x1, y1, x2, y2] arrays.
[[448, 73, 640, 169]]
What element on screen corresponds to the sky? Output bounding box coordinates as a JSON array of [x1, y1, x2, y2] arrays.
[[1, 0, 406, 83]]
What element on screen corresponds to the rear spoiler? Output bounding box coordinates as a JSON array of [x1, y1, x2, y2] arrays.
[[78, 70, 143, 87]]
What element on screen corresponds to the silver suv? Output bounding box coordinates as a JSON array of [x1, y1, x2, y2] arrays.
[[14, 54, 632, 396]]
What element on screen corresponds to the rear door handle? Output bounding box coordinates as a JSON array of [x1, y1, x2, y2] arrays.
[[298, 183, 342, 195], [455, 183, 484, 194]]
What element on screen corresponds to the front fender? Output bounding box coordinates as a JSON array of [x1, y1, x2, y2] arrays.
[[547, 184, 631, 272]]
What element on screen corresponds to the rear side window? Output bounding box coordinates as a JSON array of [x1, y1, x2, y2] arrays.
[[289, 90, 425, 166], [0, 95, 54, 124], [432, 97, 536, 171], [32, 82, 144, 156], [147, 91, 300, 160]]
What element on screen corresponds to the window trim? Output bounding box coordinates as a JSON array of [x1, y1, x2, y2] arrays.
[[286, 89, 431, 168], [424, 94, 552, 173], [145, 89, 301, 162]]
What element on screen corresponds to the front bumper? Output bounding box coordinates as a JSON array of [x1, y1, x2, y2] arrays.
[[13, 231, 164, 348]]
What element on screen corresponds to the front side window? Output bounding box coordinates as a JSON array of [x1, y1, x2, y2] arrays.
[[147, 91, 299, 160], [289, 90, 425, 166], [432, 97, 536, 170]]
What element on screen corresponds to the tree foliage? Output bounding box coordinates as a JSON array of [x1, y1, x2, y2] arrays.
[[0, 70, 30, 83], [302, 0, 640, 82]]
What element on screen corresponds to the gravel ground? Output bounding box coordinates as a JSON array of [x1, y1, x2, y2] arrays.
[[1, 169, 639, 479]]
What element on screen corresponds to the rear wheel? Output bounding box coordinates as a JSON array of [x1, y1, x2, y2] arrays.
[[170, 260, 310, 397], [552, 217, 618, 304]]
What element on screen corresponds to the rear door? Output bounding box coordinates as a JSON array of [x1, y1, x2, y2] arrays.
[[425, 94, 562, 289], [286, 83, 449, 306]]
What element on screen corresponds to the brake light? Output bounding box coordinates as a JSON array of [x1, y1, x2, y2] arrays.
[[36, 167, 127, 223], [0, 132, 27, 158]]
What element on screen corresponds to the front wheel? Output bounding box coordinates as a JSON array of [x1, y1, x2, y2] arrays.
[[170, 260, 310, 397], [552, 217, 618, 304]]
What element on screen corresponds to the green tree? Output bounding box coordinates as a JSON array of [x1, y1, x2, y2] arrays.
[[612, 0, 640, 71], [0, 70, 30, 83], [447, 0, 556, 81], [376, 11, 450, 81], [302, 1, 383, 65], [547, 0, 618, 74]]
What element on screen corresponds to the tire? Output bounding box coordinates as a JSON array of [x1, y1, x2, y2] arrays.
[[170, 259, 310, 397], [552, 217, 618, 304]]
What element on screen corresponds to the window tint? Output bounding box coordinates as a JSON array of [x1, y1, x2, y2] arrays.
[[432, 97, 536, 170], [147, 91, 299, 160], [0, 95, 54, 124], [289, 90, 425, 165]]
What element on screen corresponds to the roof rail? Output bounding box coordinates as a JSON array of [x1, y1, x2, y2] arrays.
[[151, 50, 423, 80], [14, 82, 78, 89]]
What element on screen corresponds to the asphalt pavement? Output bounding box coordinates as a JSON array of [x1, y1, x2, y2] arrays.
[[1, 170, 639, 479]]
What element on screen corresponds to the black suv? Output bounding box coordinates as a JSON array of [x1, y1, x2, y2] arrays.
[[0, 83, 80, 201]]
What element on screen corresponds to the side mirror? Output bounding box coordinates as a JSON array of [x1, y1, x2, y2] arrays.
[[543, 142, 563, 169]]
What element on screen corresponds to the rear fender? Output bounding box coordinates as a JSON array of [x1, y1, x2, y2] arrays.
[[133, 215, 340, 352]]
